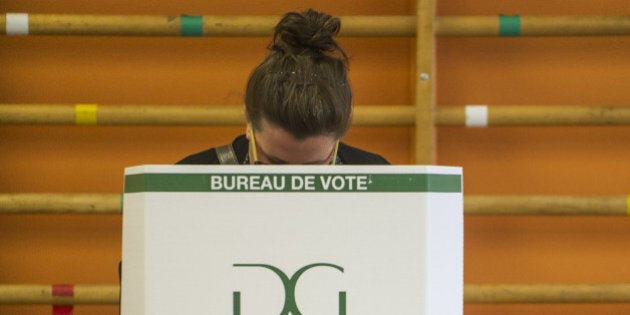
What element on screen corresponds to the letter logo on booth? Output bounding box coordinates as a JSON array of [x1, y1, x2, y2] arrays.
[[233, 263, 346, 315]]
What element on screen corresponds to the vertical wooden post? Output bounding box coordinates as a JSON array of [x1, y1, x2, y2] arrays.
[[414, 0, 437, 164]]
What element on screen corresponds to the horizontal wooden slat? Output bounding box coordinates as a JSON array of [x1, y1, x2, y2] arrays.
[[0, 285, 119, 305], [0, 194, 121, 215], [438, 105, 630, 126], [466, 284, 630, 304], [0, 14, 415, 37], [3, 104, 630, 126], [466, 195, 629, 216], [2, 14, 630, 37], [0, 104, 414, 126], [0, 194, 627, 216], [2, 284, 630, 304], [436, 15, 630, 36]]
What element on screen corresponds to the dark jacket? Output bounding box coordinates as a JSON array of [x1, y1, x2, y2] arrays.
[[177, 135, 389, 165]]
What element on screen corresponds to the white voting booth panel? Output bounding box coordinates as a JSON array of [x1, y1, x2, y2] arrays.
[[122, 165, 462, 315]]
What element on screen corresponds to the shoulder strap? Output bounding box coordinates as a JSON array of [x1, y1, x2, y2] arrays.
[[215, 144, 239, 164]]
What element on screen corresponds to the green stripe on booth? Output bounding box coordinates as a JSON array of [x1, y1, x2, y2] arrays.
[[124, 173, 462, 193]]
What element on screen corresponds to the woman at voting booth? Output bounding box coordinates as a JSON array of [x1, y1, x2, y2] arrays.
[[178, 9, 388, 165]]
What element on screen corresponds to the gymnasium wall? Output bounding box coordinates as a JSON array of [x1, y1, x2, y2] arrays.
[[1, 0, 629, 314]]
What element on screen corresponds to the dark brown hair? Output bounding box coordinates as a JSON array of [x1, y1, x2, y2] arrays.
[[245, 9, 352, 139]]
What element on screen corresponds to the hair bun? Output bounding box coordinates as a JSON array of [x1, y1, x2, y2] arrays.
[[272, 9, 344, 58]]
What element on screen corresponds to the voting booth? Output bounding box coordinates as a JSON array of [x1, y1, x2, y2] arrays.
[[121, 165, 463, 315]]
